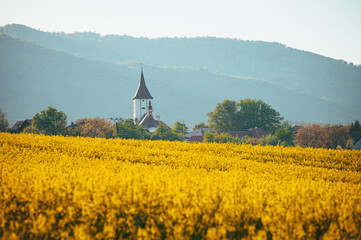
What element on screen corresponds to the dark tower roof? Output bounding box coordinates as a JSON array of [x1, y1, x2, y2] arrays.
[[133, 70, 153, 100]]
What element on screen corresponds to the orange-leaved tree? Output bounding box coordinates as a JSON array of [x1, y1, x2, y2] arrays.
[[76, 117, 113, 138], [294, 124, 349, 149]]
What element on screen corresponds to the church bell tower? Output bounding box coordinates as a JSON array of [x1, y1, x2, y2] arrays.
[[133, 66, 153, 124]]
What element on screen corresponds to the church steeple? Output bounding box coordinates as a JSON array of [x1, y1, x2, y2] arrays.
[[133, 66, 153, 124], [133, 68, 153, 100]]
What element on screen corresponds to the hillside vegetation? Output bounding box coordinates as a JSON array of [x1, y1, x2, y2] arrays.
[[1, 24, 360, 126], [1, 133, 360, 239]]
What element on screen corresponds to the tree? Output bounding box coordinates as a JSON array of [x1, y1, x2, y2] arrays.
[[238, 99, 283, 133], [77, 117, 113, 138], [116, 118, 150, 140], [203, 131, 241, 144], [173, 121, 188, 136], [323, 124, 349, 149], [294, 124, 349, 149], [151, 124, 182, 141], [262, 122, 294, 146], [241, 136, 263, 146], [32, 106, 67, 135], [23, 125, 40, 134], [207, 98, 283, 133], [207, 100, 239, 132], [65, 122, 83, 137], [350, 120, 361, 132], [0, 108, 9, 132], [294, 124, 324, 148]]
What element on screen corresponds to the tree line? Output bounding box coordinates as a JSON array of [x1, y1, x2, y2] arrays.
[[0, 107, 188, 141], [204, 99, 360, 149], [1, 100, 360, 149]]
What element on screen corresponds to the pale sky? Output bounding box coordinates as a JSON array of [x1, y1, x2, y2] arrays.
[[1, 0, 361, 64]]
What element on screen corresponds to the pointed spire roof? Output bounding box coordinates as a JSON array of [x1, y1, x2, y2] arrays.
[[133, 69, 153, 100]]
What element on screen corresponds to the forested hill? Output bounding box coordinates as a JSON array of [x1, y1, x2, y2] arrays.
[[2, 24, 360, 110], [0, 24, 360, 126]]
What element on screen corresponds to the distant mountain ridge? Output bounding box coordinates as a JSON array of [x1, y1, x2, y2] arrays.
[[0, 24, 360, 127]]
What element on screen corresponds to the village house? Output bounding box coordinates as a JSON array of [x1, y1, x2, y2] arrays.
[[185, 127, 214, 143], [11, 119, 32, 133]]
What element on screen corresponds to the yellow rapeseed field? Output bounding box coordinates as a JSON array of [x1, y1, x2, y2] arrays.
[[1, 132, 361, 239]]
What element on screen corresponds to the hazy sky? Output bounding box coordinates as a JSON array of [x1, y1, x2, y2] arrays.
[[1, 0, 361, 64]]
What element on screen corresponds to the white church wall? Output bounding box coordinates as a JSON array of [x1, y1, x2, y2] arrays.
[[133, 99, 150, 123]]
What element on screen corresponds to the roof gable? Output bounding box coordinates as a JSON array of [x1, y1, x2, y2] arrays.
[[11, 121, 24, 130], [248, 127, 267, 138], [138, 113, 159, 129], [133, 71, 153, 100], [185, 128, 213, 138], [11, 119, 32, 131]]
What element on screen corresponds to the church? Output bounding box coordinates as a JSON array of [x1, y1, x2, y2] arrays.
[[133, 67, 159, 133]]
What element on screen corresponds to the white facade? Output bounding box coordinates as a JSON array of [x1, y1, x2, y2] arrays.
[[133, 99, 151, 124], [146, 126, 157, 133]]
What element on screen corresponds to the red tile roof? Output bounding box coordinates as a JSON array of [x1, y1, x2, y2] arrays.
[[248, 127, 267, 138]]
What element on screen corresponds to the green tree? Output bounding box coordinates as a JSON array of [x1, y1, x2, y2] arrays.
[[350, 120, 361, 132], [65, 122, 83, 137], [0, 108, 9, 132], [262, 122, 294, 146], [23, 125, 40, 134], [116, 118, 150, 140], [173, 121, 188, 136], [203, 131, 216, 143], [238, 99, 283, 133], [207, 99, 283, 133], [151, 124, 182, 141], [203, 131, 241, 144], [32, 106, 67, 135], [207, 99, 239, 132]]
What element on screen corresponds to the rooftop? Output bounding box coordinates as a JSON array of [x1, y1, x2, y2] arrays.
[[138, 113, 159, 129], [133, 70, 153, 100]]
